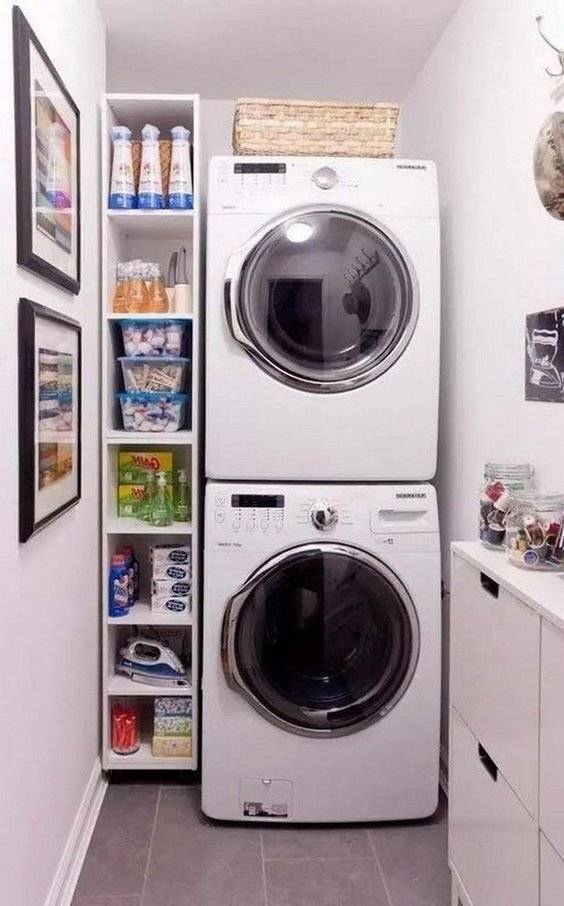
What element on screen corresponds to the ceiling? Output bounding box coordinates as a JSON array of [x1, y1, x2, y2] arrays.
[[100, 0, 462, 100]]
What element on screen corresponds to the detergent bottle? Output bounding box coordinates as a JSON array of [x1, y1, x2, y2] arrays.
[[138, 124, 163, 209]]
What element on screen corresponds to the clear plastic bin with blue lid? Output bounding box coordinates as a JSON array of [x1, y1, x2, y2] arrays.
[[119, 319, 188, 358], [118, 356, 189, 393], [117, 391, 189, 432]]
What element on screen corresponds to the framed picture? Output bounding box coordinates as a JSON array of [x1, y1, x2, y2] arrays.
[[19, 299, 81, 542], [525, 307, 564, 403], [13, 6, 80, 294]]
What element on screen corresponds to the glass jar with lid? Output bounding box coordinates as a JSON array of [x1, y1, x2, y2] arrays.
[[505, 494, 564, 570], [479, 462, 534, 549]]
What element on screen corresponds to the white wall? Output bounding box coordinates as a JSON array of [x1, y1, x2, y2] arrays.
[[0, 2, 105, 904], [400, 0, 564, 579], [399, 0, 564, 758]]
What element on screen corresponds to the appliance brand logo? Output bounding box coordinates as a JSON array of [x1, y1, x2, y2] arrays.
[[395, 492, 427, 499], [396, 164, 427, 170]]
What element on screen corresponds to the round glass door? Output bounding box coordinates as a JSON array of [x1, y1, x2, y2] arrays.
[[231, 207, 418, 392], [223, 544, 419, 736]]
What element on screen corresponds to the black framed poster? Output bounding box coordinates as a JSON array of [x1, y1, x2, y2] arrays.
[[13, 6, 81, 294], [19, 299, 82, 542], [525, 306, 564, 402]]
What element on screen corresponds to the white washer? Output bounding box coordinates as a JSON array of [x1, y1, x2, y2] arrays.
[[206, 156, 440, 481], [202, 481, 441, 823]]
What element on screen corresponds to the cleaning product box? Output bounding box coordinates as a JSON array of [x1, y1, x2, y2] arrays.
[[118, 450, 173, 484], [118, 450, 173, 518]]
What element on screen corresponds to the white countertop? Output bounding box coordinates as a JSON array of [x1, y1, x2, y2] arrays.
[[452, 541, 564, 632]]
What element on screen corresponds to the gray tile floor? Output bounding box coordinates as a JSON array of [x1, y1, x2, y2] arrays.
[[73, 780, 450, 906]]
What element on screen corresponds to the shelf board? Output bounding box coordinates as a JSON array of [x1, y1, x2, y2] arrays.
[[105, 430, 193, 445], [107, 599, 192, 626], [107, 209, 194, 240], [105, 740, 194, 771], [106, 313, 193, 321], [108, 672, 192, 696], [106, 517, 192, 535]]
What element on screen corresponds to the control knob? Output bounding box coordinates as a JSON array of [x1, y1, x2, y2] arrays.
[[310, 501, 338, 531], [312, 166, 338, 190]]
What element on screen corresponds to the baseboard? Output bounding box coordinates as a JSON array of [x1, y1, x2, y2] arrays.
[[439, 743, 449, 797], [44, 758, 108, 906]]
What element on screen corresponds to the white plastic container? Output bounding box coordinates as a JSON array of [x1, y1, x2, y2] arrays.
[[167, 126, 193, 209], [109, 126, 136, 209], [138, 124, 163, 209]]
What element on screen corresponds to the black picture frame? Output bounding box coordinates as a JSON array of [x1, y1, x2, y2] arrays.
[[19, 298, 82, 542], [13, 6, 81, 294]]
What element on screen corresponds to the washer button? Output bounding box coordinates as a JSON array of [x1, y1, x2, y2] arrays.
[[312, 166, 338, 190], [215, 510, 226, 524]]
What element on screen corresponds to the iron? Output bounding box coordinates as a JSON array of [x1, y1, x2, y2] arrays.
[[117, 635, 190, 687]]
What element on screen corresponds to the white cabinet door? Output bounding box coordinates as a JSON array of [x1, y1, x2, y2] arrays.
[[451, 555, 540, 816], [541, 833, 564, 906], [540, 621, 564, 856], [449, 709, 538, 906]]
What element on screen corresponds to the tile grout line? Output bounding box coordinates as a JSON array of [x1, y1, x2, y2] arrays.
[[365, 829, 394, 906], [263, 856, 380, 863], [138, 786, 163, 906], [259, 829, 269, 906]]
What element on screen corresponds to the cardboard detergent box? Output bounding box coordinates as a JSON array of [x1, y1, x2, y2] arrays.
[[118, 483, 147, 518], [118, 450, 173, 485]]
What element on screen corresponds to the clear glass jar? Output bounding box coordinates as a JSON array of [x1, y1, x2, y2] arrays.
[[111, 700, 140, 755], [112, 262, 128, 313], [479, 462, 534, 549], [505, 495, 564, 570]]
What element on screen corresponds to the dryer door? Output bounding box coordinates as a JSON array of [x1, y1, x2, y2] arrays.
[[225, 205, 419, 393], [222, 543, 420, 737]]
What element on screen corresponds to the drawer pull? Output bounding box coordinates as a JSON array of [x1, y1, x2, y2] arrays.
[[480, 572, 499, 599], [478, 743, 498, 782]]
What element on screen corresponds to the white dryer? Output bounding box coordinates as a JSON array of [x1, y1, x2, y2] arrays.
[[202, 481, 441, 823], [206, 157, 440, 481]]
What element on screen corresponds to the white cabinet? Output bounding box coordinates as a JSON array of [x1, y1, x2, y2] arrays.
[[451, 555, 540, 816], [450, 543, 564, 906], [449, 709, 538, 906], [541, 834, 564, 906], [540, 621, 564, 855]]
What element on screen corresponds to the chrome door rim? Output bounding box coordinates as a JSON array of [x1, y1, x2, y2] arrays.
[[224, 204, 420, 394], [221, 542, 421, 738]]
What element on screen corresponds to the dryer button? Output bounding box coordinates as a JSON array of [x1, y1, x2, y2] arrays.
[[312, 166, 338, 190]]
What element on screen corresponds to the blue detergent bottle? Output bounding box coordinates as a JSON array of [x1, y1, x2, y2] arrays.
[[109, 554, 130, 617], [138, 124, 163, 209]]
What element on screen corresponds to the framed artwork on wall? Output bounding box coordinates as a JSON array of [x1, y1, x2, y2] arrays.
[[525, 306, 564, 402], [19, 298, 82, 542], [12, 6, 81, 294]]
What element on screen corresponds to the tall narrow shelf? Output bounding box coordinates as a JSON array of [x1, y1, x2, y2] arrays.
[[101, 93, 201, 771]]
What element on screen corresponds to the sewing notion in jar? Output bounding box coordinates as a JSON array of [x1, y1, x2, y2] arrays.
[[479, 463, 534, 549], [506, 495, 564, 570]]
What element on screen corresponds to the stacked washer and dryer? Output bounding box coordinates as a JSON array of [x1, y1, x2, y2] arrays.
[[203, 156, 441, 823]]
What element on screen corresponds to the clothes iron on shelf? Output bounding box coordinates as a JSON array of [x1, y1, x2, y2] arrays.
[[117, 635, 190, 687]]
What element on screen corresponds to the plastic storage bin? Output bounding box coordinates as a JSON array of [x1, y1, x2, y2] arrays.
[[117, 391, 188, 432], [118, 356, 189, 393], [505, 495, 564, 570], [119, 320, 187, 357]]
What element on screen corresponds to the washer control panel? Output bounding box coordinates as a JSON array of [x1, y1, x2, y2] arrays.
[[214, 492, 286, 533]]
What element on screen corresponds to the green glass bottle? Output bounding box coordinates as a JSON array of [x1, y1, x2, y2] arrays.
[[142, 469, 156, 521], [150, 470, 173, 527], [174, 468, 191, 523]]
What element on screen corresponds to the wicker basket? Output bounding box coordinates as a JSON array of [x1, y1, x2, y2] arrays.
[[233, 98, 399, 158], [131, 139, 172, 194]]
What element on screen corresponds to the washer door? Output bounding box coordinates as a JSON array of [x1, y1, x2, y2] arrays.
[[222, 543, 420, 737], [225, 205, 418, 393]]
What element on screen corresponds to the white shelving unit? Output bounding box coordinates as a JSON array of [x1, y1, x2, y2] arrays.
[[101, 93, 201, 771]]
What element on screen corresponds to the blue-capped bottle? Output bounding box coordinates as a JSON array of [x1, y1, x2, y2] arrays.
[[109, 554, 130, 617], [167, 126, 193, 209], [109, 126, 136, 209], [138, 124, 163, 209]]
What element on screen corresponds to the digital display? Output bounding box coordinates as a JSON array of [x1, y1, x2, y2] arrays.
[[231, 495, 285, 509], [233, 163, 287, 175]]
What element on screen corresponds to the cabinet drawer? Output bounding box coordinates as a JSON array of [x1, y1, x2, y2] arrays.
[[540, 621, 564, 856], [541, 833, 564, 906], [449, 709, 538, 906], [451, 555, 540, 815]]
